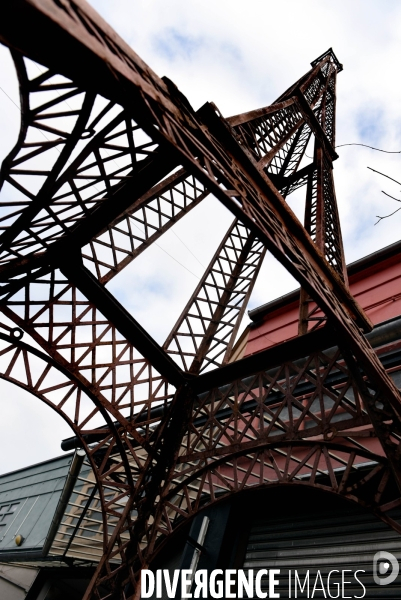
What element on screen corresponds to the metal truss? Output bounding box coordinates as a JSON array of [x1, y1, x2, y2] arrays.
[[0, 329, 140, 566], [82, 169, 209, 284], [163, 219, 266, 374], [0, 3, 400, 599]]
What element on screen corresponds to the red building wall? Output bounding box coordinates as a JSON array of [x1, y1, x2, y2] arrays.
[[244, 242, 401, 357]]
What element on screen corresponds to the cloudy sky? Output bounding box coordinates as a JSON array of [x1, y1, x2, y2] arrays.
[[1, 0, 401, 472]]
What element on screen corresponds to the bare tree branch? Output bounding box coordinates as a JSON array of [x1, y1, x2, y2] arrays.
[[368, 166, 401, 186], [337, 143, 401, 153], [382, 190, 401, 203], [375, 207, 401, 225]]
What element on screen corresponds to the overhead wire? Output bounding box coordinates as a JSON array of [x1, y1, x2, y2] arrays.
[[367, 166, 401, 187]]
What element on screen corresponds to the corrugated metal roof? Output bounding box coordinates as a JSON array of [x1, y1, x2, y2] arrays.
[[0, 454, 73, 558]]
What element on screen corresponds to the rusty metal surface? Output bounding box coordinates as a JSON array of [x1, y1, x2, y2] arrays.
[[0, 2, 400, 599]]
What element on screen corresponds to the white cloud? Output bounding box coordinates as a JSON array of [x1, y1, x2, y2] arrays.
[[90, 0, 401, 260]]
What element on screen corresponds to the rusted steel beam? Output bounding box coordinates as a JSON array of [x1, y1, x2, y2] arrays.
[[227, 98, 296, 127], [268, 162, 315, 195], [299, 66, 346, 333], [0, 4, 364, 394], [230, 98, 307, 169], [0, 1, 181, 118], [63, 323, 401, 451], [196, 103, 368, 329], [0, 149, 179, 286], [0, 263, 175, 452], [60, 258, 187, 388], [0, 51, 95, 255], [230, 92, 337, 168], [268, 56, 331, 108], [193, 324, 337, 393], [1, 53, 207, 284], [228, 56, 337, 171], [84, 382, 196, 599], [177, 416, 374, 465], [0, 150, 179, 278], [294, 91, 338, 161], [3, 320, 401, 557], [339, 346, 401, 491], [159, 442, 401, 547], [310, 47, 343, 72], [256, 115, 305, 170], [194, 106, 401, 474]]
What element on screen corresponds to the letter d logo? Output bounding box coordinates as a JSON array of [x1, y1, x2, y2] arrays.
[[373, 551, 399, 586]]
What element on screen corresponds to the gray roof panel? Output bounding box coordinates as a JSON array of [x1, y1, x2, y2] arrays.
[[0, 454, 73, 556]]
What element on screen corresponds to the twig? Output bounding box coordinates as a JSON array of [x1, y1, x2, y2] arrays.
[[375, 207, 401, 225], [382, 190, 401, 203], [367, 166, 401, 186], [336, 143, 401, 153], [374, 190, 401, 225], [305, 143, 401, 161]]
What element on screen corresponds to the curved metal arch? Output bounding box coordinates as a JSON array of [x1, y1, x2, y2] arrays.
[[0, 330, 137, 557], [0, 51, 96, 260], [0, 328, 191, 576], [0, 266, 176, 437], [145, 440, 401, 566], [0, 49, 181, 273]]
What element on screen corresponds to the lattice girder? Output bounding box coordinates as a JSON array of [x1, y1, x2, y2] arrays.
[[0, 268, 175, 436], [0, 53, 182, 287], [144, 343, 401, 565], [0, 330, 142, 561], [82, 169, 209, 284], [228, 54, 344, 285], [1, 325, 401, 590], [163, 219, 266, 373]]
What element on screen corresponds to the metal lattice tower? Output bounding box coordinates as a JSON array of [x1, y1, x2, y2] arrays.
[[0, 3, 401, 599]]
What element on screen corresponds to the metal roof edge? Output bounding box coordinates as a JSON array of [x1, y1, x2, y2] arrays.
[[248, 239, 401, 322], [0, 549, 45, 563], [42, 450, 86, 558], [0, 453, 75, 481]]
